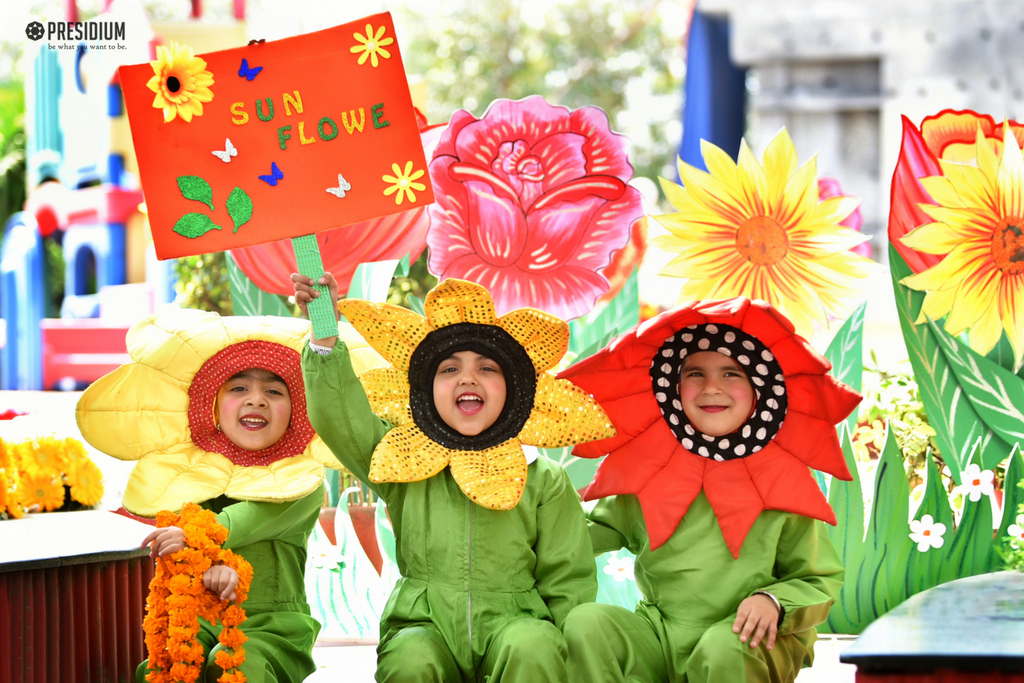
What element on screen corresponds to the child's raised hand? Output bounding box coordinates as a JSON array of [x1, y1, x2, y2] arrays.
[[732, 594, 780, 651], [141, 525, 185, 559], [203, 564, 240, 601], [290, 271, 340, 345]]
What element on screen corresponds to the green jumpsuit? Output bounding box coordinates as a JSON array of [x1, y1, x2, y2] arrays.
[[302, 342, 597, 682], [137, 487, 324, 683], [565, 493, 843, 683]]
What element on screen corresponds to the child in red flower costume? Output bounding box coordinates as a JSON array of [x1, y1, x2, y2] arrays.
[[558, 297, 859, 683]]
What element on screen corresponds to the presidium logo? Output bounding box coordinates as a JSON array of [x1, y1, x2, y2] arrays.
[[25, 20, 126, 42]]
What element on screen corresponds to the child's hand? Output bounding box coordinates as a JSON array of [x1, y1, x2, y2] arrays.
[[732, 594, 780, 650], [290, 271, 340, 346], [141, 526, 185, 559], [203, 564, 239, 601]]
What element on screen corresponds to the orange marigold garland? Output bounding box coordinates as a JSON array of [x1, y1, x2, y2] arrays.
[[143, 503, 253, 683]]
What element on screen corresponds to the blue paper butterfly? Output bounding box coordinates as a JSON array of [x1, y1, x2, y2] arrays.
[[238, 58, 263, 81], [258, 162, 283, 186]]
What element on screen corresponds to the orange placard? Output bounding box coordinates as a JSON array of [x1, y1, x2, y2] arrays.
[[119, 12, 432, 260]]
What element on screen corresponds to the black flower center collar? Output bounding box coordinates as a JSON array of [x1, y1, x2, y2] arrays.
[[649, 323, 788, 461]]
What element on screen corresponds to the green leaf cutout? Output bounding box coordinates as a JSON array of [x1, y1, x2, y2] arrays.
[[890, 243, 1009, 482], [823, 300, 867, 437], [823, 425, 866, 634], [227, 252, 292, 316], [173, 213, 222, 239], [569, 269, 640, 363], [542, 444, 603, 492], [928, 324, 1024, 451], [994, 445, 1024, 568], [177, 175, 214, 210], [408, 295, 425, 315], [226, 187, 253, 233], [940, 444, 994, 582], [346, 255, 409, 303], [903, 445, 954, 597]]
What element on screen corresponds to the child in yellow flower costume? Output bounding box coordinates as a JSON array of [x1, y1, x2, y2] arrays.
[[76, 308, 384, 683], [293, 274, 615, 682]]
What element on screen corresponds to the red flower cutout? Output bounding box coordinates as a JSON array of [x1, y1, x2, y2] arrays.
[[558, 297, 860, 558], [426, 96, 644, 320], [889, 109, 1024, 274], [229, 123, 445, 296]]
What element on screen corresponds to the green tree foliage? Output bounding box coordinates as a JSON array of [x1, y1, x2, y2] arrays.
[[173, 252, 232, 316], [398, 0, 682, 185]]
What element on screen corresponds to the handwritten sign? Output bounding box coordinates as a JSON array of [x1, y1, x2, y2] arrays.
[[119, 12, 432, 260]]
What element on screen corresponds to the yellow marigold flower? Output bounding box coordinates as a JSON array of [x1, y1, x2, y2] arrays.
[[653, 128, 874, 338], [901, 126, 1024, 369], [20, 470, 66, 512], [67, 456, 104, 507], [146, 40, 214, 123]]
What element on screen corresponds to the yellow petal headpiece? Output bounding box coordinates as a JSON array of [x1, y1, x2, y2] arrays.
[[339, 278, 615, 510], [76, 308, 384, 516]]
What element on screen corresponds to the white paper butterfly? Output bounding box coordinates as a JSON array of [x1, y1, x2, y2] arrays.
[[211, 138, 237, 163], [326, 174, 352, 198]]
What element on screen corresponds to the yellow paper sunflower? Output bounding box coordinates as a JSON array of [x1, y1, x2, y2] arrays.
[[146, 41, 214, 123], [901, 126, 1024, 369], [653, 128, 874, 338], [76, 308, 385, 517], [339, 278, 615, 511]]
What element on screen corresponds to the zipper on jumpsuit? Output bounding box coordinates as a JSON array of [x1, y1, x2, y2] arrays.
[[466, 496, 473, 647]]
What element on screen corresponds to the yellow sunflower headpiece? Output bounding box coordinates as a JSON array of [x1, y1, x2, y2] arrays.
[[339, 278, 616, 511], [76, 308, 384, 516]]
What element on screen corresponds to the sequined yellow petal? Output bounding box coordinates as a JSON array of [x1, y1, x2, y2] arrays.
[[496, 309, 569, 373], [425, 279, 498, 328], [448, 439, 528, 510], [339, 299, 432, 371], [359, 367, 413, 425], [368, 423, 451, 483], [518, 374, 615, 448]]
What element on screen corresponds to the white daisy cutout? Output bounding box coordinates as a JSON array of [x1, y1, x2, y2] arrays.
[[602, 555, 635, 582], [909, 514, 947, 552], [1008, 522, 1024, 543], [326, 173, 352, 198], [310, 542, 343, 570], [959, 463, 995, 503]]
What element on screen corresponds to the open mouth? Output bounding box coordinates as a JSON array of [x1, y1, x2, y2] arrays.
[[239, 414, 268, 430], [456, 393, 484, 415]]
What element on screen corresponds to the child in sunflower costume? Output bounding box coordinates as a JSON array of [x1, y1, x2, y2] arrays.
[[293, 274, 614, 682], [557, 297, 858, 683], [76, 308, 383, 683]]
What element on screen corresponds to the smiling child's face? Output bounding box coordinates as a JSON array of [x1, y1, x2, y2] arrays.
[[433, 350, 507, 436], [216, 368, 292, 451], [679, 351, 755, 437]]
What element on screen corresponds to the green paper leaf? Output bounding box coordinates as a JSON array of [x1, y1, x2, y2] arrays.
[[824, 424, 866, 634], [823, 300, 867, 436], [172, 212, 222, 239], [903, 446, 954, 597], [890, 243, 1009, 482], [177, 175, 214, 210], [542, 445, 603, 491], [227, 252, 291, 316], [569, 269, 640, 362], [994, 445, 1024, 569], [940, 445, 994, 581], [347, 256, 408, 303], [408, 295, 425, 315], [928, 323, 1024, 452], [226, 186, 253, 233]]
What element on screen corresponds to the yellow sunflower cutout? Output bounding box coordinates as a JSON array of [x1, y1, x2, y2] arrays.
[[146, 41, 214, 123], [339, 279, 615, 511], [76, 308, 385, 517], [653, 128, 874, 338], [901, 126, 1024, 369]]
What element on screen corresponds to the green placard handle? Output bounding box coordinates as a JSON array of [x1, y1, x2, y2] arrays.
[[291, 233, 339, 341]]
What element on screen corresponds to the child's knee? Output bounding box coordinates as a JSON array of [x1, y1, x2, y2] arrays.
[[498, 617, 566, 659], [691, 621, 750, 671], [563, 602, 616, 646], [377, 627, 458, 682]]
